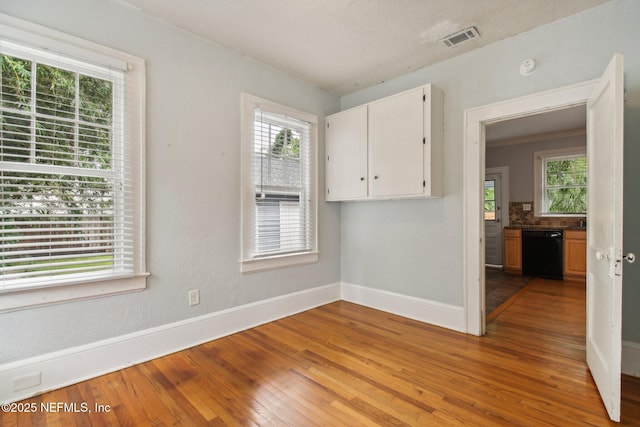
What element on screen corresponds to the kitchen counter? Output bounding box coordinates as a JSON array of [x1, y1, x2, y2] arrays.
[[504, 225, 586, 231]]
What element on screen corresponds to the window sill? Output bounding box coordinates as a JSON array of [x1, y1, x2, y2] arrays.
[[0, 274, 149, 313], [241, 252, 319, 274]]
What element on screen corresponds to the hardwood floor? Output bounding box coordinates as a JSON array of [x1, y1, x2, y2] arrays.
[[2, 279, 639, 426]]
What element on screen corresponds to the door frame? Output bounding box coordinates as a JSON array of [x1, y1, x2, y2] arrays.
[[463, 80, 596, 335], [484, 166, 509, 267]]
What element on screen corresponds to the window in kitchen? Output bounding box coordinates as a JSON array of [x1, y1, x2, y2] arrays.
[[484, 179, 496, 220], [240, 93, 317, 273], [534, 147, 587, 216], [0, 16, 146, 311]]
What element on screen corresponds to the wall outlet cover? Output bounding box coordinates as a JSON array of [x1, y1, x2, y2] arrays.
[[188, 289, 200, 306]]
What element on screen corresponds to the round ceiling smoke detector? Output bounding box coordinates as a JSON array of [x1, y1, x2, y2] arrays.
[[520, 59, 537, 76]]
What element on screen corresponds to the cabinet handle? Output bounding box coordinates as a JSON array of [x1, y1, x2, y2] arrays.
[[360, 177, 365, 181], [374, 175, 379, 180]]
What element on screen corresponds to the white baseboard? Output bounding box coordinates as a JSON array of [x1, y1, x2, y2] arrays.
[[0, 283, 342, 404], [341, 282, 465, 333], [622, 340, 640, 378]]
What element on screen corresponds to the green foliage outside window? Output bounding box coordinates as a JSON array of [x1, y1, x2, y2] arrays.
[[271, 128, 300, 158], [484, 180, 496, 220], [544, 156, 587, 214], [1, 53, 116, 274]]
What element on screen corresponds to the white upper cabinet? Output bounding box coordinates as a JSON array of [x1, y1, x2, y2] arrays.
[[369, 87, 425, 198], [325, 84, 443, 201], [325, 105, 368, 201]]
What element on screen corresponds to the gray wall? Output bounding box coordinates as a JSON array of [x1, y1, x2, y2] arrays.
[[340, 0, 640, 343], [486, 135, 586, 202], [0, 0, 341, 363]]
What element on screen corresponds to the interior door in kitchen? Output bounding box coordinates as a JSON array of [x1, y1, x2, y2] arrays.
[[484, 171, 503, 266]]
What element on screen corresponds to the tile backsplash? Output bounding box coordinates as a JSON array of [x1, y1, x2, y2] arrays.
[[508, 202, 585, 228]]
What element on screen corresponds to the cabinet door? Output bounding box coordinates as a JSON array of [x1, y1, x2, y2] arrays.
[[325, 106, 368, 201], [564, 230, 587, 279], [503, 229, 522, 273], [368, 87, 424, 198]]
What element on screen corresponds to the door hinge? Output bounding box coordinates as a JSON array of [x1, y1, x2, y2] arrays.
[[423, 180, 426, 188], [327, 122, 330, 128], [327, 188, 330, 194], [327, 155, 330, 162], [423, 94, 426, 102], [423, 137, 426, 145]]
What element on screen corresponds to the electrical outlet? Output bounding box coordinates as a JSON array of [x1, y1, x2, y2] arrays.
[[188, 289, 200, 306], [522, 203, 532, 211]]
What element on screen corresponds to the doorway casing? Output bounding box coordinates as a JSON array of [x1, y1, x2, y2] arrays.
[[463, 80, 596, 335]]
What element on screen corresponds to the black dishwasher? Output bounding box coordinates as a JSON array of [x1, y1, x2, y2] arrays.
[[522, 229, 564, 280]]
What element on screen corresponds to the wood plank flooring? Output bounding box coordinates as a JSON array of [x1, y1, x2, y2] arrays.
[[2, 279, 640, 426]]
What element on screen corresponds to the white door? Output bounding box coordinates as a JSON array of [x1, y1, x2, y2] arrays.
[[484, 173, 503, 266], [586, 53, 625, 422]]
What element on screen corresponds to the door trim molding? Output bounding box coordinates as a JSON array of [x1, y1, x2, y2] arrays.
[[463, 80, 597, 335]]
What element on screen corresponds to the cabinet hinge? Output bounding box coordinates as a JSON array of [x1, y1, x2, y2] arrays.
[[327, 122, 330, 128], [327, 155, 330, 162], [327, 188, 330, 194]]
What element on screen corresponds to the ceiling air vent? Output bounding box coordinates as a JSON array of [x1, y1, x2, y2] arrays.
[[440, 27, 480, 48]]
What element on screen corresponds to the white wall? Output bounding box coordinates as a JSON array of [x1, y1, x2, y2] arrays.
[[339, 0, 640, 343], [0, 0, 341, 364]]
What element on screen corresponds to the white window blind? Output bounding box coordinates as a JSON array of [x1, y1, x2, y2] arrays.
[[251, 107, 311, 257], [0, 42, 135, 291], [241, 93, 317, 272]]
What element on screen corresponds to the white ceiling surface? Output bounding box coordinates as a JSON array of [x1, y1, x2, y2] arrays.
[[485, 105, 587, 143], [112, 0, 609, 95]]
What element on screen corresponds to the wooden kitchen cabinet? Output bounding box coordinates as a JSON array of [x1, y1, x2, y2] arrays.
[[325, 84, 443, 201], [503, 228, 522, 274], [564, 229, 586, 281]]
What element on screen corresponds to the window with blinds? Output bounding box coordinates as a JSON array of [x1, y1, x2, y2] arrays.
[[241, 94, 317, 272], [0, 38, 140, 294], [534, 147, 587, 216]]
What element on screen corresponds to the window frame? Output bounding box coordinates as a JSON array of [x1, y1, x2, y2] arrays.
[[240, 93, 318, 273], [533, 146, 587, 217], [484, 178, 497, 221], [0, 14, 147, 312]]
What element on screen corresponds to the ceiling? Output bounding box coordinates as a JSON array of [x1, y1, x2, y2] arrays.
[[112, 0, 609, 95], [485, 105, 587, 145]]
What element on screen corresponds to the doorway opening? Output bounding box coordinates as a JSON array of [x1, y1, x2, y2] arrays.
[[483, 106, 587, 322], [462, 79, 597, 336]]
